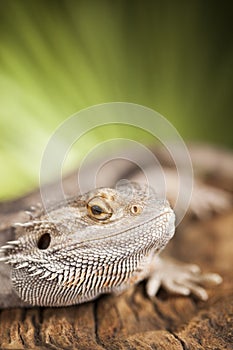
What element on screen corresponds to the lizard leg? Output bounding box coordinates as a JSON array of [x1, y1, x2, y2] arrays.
[[146, 255, 222, 300]]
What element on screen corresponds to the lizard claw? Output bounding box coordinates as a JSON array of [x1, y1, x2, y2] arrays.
[[146, 256, 222, 300]]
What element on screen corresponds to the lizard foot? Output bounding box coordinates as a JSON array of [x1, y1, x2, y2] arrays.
[[146, 256, 222, 300]]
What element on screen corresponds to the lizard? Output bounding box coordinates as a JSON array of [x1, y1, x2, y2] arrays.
[[0, 145, 233, 308], [0, 143, 232, 308]]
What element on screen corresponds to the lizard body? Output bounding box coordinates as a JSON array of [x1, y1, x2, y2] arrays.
[[0, 181, 222, 307]]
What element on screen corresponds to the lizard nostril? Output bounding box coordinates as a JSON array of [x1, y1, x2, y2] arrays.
[[37, 233, 51, 250]]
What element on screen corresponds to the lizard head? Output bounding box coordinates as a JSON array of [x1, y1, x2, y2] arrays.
[[0, 182, 175, 306]]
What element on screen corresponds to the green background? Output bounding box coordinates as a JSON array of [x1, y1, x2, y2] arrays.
[[0, 0, 232, 200]]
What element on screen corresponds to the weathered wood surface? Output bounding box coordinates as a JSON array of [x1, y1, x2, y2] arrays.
[[0, 160, 232, 349]]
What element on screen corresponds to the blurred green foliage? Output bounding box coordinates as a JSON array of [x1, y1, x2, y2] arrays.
[[0, 0, 232, 199]]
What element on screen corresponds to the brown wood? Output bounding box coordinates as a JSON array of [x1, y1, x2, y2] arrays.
[[0, 170, 232, 349]]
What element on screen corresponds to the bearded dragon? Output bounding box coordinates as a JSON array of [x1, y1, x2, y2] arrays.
[[0, 183, 226, 306], [0, 144, 231, 308]]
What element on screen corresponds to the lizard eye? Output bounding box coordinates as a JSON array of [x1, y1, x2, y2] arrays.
[[91, 205, 104, 215], [130, 204, 143, 215], [37, 233, 51, 250], [87, 197, 112, 221]]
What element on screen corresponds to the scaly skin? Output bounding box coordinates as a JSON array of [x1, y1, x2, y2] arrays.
[[0, 182, 222, 307]]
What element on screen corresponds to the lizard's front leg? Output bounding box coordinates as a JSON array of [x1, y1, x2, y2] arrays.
[[146, 255, 222, 300]]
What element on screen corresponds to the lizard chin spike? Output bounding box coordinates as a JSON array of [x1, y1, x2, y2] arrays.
[[25, 211, 35, 219], [0, 245, 15, 251], [0, 240, 20, 254], [15, 262, 29, 269], [29, 269, 44, 277], [39, 271, 52, 279], [7, 240, 20, 245], [13, 222, 27, 228], [47, 273, 58, 281], [0, 256, 9, 262], [13, 222, 34, 228]]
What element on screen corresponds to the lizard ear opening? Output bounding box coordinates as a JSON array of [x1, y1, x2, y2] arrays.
[[130, 205, 143, 215], [37, 233, 51, 250]]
